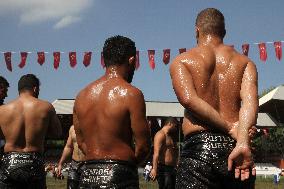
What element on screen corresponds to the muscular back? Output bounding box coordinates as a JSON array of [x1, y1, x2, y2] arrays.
[[172, 44, 252, 135], [0, 95, 60, 153], [74, 75, 149, 162]]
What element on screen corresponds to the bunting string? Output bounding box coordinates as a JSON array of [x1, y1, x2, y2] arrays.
[[1, 40, 283, 72]]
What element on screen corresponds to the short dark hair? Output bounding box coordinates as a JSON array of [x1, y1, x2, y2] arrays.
[[196, 8, 226, 38], [18, 74, 40, 92], [103, 35, 136, 67], [164, 117, 178, 127], [0, 76, 9, 87]]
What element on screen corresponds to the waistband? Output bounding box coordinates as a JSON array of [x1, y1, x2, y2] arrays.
[[83, 159, 137, 168], [181, 130, 235, 159], [2, 151, 44, 161], [184, 130, 235, 143], [1, 151, 45, 173], [3, 151, 43, 155], [71, 159, 83, 163]]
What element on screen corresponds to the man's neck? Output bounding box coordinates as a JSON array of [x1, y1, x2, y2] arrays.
[[162, 126, 171, 135], [105, 65, 127, 81], [19, 91, 35, 98], [198, 34, 223, 47]]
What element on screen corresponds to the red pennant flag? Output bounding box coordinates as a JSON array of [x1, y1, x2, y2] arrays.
[[179, 48, 186, 54], [83, 52, 92, 67], [4, 52, 12, 72], [69, 52, 77, 68], [53, 52, 60, 70], [135, 51, 140, 70], [274, 41, 282, 61], [163, 49, 171, 65], [101, 52, 105, 68], [258, 43, 267, 62], [37, 52, 45, 65], [148, 50, 155, 70], [19, 52, 28, 68], [242, 44, 249, 56]]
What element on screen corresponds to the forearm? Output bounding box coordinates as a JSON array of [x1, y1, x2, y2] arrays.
[[183, 97, 229, 133], [152, 154, 159, 171], [58, 147, 72, 165], [238, 105, 258, 144]]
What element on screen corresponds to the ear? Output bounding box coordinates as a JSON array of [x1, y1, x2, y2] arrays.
[[223, 29, 226, 38], [195, 27, 200, 38], [128, 56, 135, 66], [33, 86, 39, 95], [33, 86, 37, 93]]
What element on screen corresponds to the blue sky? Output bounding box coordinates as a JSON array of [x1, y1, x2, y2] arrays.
[[0, 0, 284, 103]]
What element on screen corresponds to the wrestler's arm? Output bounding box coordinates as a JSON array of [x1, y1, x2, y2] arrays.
[[56, 128, 74, 176], [129, 88, 151, 165], [47, 105, 62, 138], [170, 58, 230, 134], [150, 132, 165, 180], [228, 61, 258, 180]]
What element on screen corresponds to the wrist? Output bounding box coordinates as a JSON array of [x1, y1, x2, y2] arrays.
[[237, 129, 249, 143]]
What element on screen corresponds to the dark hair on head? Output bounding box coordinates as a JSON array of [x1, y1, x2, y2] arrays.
[[0, 76, 9, 87], [196, 8, 226, 38], [18, 74, 40, 92], [164, 117, 178, 127], [103, 35, 136, 67]]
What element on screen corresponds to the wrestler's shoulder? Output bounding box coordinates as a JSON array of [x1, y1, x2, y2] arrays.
[[231, 50, 256, 68], [154, 130, 166, 141], [171, 48, 206, 69], [126, 84, 144, 99], [36, 99, 56, 112], [75, 79, 104, 100]]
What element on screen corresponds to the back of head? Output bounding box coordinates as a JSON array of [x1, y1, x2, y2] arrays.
[[196, 8, 226, 38], [164, 116, 178, 128], [18, 74, 40, 94], [0, 76, 9, 88], [103, 35, 136, 67]]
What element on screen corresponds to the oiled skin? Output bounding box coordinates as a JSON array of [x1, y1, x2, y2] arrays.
[[74, 66, 150, 165], [0, 93, 62, 153]]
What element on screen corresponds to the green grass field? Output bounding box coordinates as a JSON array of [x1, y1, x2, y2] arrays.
[[47, 176, 284, 189]]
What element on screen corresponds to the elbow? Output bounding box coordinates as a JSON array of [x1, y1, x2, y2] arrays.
[[179, 96, 196, 111]]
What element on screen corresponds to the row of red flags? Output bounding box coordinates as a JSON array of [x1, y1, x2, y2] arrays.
[[2, 41, 283, 72]]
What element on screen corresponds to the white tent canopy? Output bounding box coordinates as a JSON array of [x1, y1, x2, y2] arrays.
[[259, 85, 284, 106], [52, 99, 276, 127], [259, 85, 284, 125]]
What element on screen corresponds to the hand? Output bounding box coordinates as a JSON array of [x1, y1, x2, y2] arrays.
[[149, 168, 157, 181], [55, 164, 62, 178], [248, 126, 257, 139], [228, 143, 253, 181]]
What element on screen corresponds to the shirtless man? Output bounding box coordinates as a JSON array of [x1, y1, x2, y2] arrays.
[[0, 74, 62, 189], [0, 76, 9, 105], [170, 8, 258, 188], [0, 76, 9, 157], [150, 117, 179, 189], [56, 125, 85, 189], [74, 35, 151, 188]]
